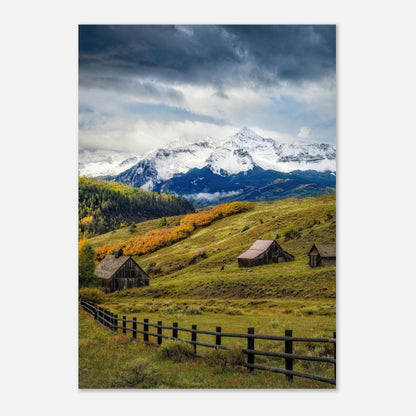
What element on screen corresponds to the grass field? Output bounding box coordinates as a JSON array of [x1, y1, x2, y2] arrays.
[[80, 194, 336, 388], [79, 307, 335, 389]]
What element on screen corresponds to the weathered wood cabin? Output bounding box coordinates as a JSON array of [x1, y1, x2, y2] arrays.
[[308, 244, 336, 267], [95, 248, 149, 292], [237, 239, 294, 268]]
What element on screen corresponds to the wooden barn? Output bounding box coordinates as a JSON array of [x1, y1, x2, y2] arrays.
[[308, 244, 336, 267], [237, 239, 294, 268], [95, 248, 150, 292]]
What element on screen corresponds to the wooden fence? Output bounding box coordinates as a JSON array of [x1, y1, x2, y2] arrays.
[[80, 298, 336, 385]]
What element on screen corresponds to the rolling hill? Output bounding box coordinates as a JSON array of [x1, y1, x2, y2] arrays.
[[88, 193, 336, 301], [78, 177, 194, 237], [82, 194, 336, 388]]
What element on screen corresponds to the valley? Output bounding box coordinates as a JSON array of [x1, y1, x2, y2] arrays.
[[80, 194, 336, 388]]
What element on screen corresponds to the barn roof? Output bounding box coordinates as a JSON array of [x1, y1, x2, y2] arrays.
[[308, 244, 336, 258], [237, 240, 275, 260], [95, 255, 130, 280]]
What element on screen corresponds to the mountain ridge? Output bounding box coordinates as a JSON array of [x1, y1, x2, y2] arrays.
[[80, 127, 336, 204]]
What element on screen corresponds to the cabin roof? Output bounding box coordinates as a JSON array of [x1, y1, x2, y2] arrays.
[[308, 244, 336, 258], [237, 240, 275, 260], [95, 255, 131, 280]]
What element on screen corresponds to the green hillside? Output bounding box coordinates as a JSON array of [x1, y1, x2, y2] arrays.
[[78, 177, 194, 237], [82, 194, 336, 388], [88, 193, 335, 302]]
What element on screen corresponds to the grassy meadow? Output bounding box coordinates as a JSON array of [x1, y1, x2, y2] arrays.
[[80, 193, 336, 388]]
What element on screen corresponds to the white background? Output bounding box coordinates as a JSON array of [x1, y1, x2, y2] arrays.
[[1, 1, 415, 415]]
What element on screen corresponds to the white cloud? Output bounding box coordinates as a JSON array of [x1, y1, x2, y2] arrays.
[[298, 126, 312, 138], [79, 119, 239, 154], [79, 74, 336, 153], [182, 190, 242, 202]]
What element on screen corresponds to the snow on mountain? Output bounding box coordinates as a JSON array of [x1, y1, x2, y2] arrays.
[[82, 127, 336, 195], [79, 149, 139, 177], [206, 141, 255, 175], [149, 139, 216, 180]]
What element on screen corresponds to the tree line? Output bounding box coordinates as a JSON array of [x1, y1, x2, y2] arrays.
[[95, 201, 252, 261], [79, 177, 195, 237]]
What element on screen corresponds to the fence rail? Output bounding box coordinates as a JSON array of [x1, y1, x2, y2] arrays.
[[79, 298, 336, 386]]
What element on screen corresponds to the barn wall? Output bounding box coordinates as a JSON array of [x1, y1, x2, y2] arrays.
[[238, 258, 253, 267], [321, 257, 336, 266], [110, 259, 149, 292], [309, 254, 321, 267]]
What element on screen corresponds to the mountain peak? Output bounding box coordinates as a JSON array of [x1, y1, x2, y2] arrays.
[[237, 126, 259, 137], [230, 126, 266, 145]]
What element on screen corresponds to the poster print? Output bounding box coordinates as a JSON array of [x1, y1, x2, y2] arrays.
[[78, 25, 336, 389]]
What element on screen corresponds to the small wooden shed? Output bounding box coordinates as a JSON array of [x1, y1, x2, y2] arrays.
[[95, 248, 150, 292], [237, 239, 294, 268], [308, 244, 336, 267]]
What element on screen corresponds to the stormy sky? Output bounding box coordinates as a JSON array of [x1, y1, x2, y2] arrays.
[[79, 25, 336, 154]]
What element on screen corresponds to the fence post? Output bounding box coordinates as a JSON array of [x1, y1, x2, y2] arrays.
[[192, 325, 197, 354], [94, 306, 98, 320], [123, 316, 126, 335], [157, 321, 163, 346], [333, 331, 336, 381], [132, 317, 137, 339], [247, 327, 255, 373], [285, 329, 293, 383], [144, 319, 149, 343], [114, 314, 118, 332], [216, 327, 222, 348], [173, 322, 178, 339]]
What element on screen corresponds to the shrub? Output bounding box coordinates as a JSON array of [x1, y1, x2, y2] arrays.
[[188, 250, 207, 265], [129, 223, 137, 233], [115, 359, 162, 388], [79, 287, 105, 303], [158, 340, 195, 362], [283, 225, 300, 240], [185, 306, 203, 315], [325, 207, 335, 221], [306, 218, 320, 228], [241, 225, 250, 232], [158, 217, 167, 227], [204, 347, 246, 371], [96, 202, 252, 261], [275, 232, 281, 240], [225, 307, 243, 315]]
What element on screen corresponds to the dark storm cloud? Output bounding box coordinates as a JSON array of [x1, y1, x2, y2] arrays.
[[79, 73, 185, 102], [79, 25, 335, 89], [224, 25, 335, 82]]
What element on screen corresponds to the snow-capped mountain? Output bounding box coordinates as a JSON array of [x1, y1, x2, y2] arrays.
[[78, 149, 139, 177], [111, 127, 335, 189], [79, 127, 336, 204]]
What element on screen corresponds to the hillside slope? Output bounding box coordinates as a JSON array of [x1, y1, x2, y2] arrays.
[[79, 177, 194, 237], [88, 194, 336, 300]]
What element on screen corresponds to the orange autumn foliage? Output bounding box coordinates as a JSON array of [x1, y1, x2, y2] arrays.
[[95, 201, 251, 262]]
